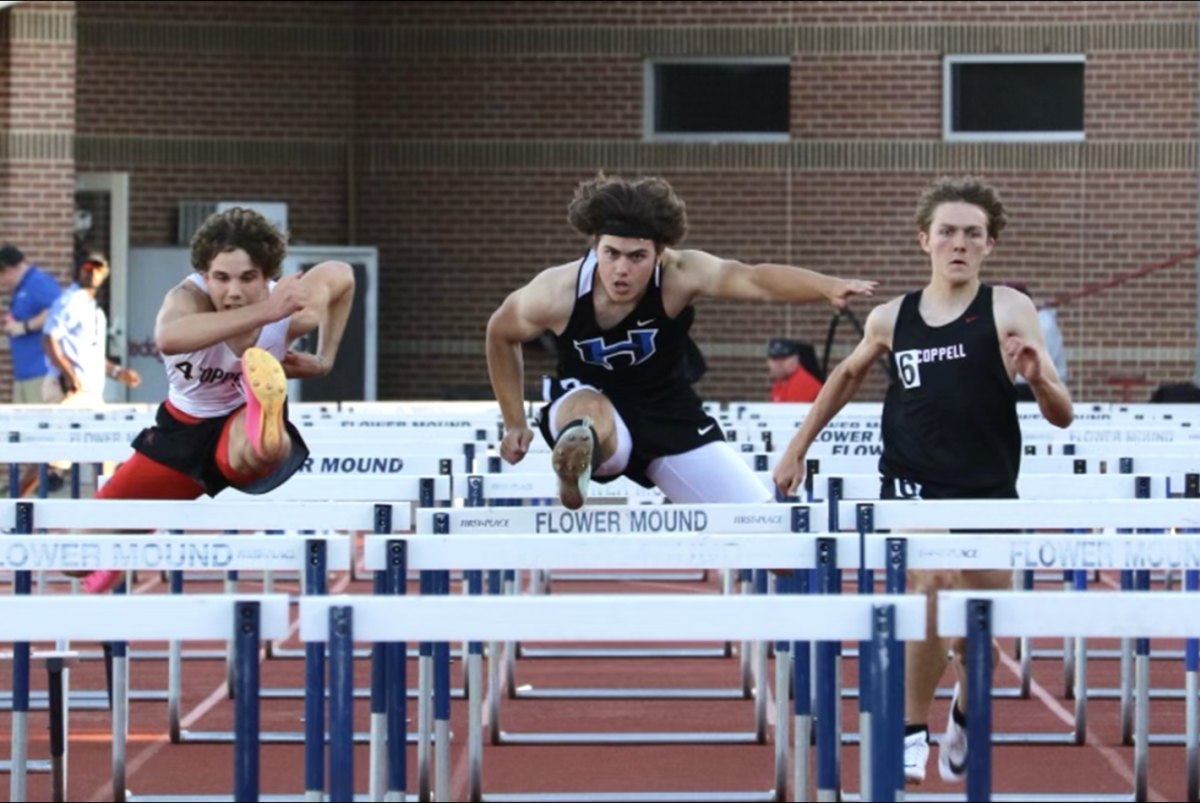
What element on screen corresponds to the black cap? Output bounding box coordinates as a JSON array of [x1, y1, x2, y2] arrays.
[[0, 244, 24, 269], [768, 338, 802, 358]]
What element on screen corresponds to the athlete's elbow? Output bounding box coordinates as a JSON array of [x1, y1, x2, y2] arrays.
[[1050, 408, 1074, 429], [155, 331, 186, 357]]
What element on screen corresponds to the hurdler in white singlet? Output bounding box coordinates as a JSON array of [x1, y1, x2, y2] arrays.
[[164, 273, 291, 418]]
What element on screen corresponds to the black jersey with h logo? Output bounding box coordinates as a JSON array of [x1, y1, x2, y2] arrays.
[[553, 250, 706, 401], [879, 283, 1021, 495], [537, 250, 723, 488]]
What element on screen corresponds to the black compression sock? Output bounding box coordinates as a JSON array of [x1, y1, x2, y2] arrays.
[[905, 723, 929, 737], [952, 703, 968, 728]]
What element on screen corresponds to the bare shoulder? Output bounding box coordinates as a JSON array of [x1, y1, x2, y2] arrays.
[[662, 247, 718, 279], [163, 279, 213, 314], [497, 258, 583, 334], [991, 284, 1035, 313], [993, 282, 1041, 336], [865, 295, 904, 331]]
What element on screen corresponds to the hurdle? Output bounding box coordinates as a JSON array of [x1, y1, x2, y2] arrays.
[[1, 594, 288, 803], [0, 499, 410, 760], [412, 503, 811, 749], [831, 497, 1200, 797], [300, 584, 924, 803], [939, 589, 1200, 803], [844, 530, 1200, 802], [453, 474, 747, 686], [366, 523, 810, 800], [811, 472, 1172, 695]]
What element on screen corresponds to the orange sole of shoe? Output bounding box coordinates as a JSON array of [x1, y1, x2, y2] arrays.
[[242, 347, 287, 460]]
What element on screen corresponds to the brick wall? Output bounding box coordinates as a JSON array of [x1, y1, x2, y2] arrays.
[[0, 1, 76, 402], [70, 0, 1200, 405]]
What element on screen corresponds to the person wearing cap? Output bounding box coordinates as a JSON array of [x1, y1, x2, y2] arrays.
[[767, 337, 823, 403], [42, 252, 140, 405], [487, 173, 876, 510], [0, 244, 62, 403]]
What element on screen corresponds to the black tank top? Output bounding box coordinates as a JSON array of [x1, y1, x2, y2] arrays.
[[879, 283, 1021, 493], [554, 250, 707, 402]]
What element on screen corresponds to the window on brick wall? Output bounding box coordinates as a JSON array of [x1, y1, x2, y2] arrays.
[[944, 55, 1086, 142], [646, 58, 790, 141]]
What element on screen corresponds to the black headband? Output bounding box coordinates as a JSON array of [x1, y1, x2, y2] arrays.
[[596, 219, 659, 243]]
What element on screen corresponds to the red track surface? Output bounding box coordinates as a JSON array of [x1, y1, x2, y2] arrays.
[[0, 570, 1188, 802]]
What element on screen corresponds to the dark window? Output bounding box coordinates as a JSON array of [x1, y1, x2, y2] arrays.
[[652, 62, 789, 136], [949, 60, 1084, 135]]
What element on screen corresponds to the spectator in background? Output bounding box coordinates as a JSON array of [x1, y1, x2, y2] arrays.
[[767, 337, 824, 402], [42, 252, 139, 405], [1005, 282, 1067, 402], [1, 244, 62, 403]]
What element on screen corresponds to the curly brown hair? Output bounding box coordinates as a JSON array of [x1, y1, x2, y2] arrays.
[[914, 176, 1008, 240], [566, 174, 689, 248], [190, 207, 288, 279]]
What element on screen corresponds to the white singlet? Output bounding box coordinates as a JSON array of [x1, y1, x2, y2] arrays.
[[164, 273, 291, 418]]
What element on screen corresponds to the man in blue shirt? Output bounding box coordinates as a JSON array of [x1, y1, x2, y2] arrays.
[[1, 244, 62, 403]]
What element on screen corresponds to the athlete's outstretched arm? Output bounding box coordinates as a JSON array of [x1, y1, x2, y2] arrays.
[[486, 267, 574, 464], [284, 261, 356, 375], [677, 249, 876, 308], [155, 275, 307, 356], [773, 301, 897, 496], [995, 287, 1073, 428]]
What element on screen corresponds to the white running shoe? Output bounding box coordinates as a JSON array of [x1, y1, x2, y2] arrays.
[[904, 728, 930, 785], [939, 683, 969, 783]]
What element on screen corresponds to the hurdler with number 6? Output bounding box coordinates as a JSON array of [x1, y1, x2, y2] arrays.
[[772, 175, 1074, 786], [486, 173, 875, 509], [81, 207, 355, 593]]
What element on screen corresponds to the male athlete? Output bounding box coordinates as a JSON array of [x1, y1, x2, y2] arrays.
[[82, 207, 354, 593], [773, 176, 1073, 784], [487, 173, 875, 508]]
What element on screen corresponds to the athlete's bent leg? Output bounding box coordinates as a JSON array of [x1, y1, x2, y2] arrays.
[[225, 348, 292, 475], [547, 388, 632, 509], [82, 452, 206, 593]]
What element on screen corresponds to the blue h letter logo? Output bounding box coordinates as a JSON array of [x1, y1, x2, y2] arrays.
[[574, 330, 658, 370]]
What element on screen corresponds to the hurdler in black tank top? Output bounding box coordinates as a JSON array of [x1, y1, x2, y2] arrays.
[[553, 250, 706, 404], [879, 283, 1021, 495]]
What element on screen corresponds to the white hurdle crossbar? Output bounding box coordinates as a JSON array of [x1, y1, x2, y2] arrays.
[[301, 584, 925, 803], [1, 595, 288, 803], [939, 590, 1200, 803]]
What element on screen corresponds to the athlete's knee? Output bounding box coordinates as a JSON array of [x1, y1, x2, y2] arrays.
[[555, 390, 613, 426]]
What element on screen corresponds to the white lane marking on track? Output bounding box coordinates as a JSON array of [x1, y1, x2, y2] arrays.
[[997, 635, 1167, 802]]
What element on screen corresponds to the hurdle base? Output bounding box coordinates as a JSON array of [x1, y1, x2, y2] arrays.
[[129, 794, 405, 802], [839, 730, 1079, 746], [841, 684, 1026, 700], [516, 647, 729, 659], [512, 687, 745, 700], [267, 646, 463, 660], [497, 731, 761, 745], [258, 686, 466, 701], [841, 794, 1131, 802], [1031, 647, 1183, 661], [179, 730, 444, 745], [0, 760, 51, 773], [1086, 686, 1186, 700], [75, 649, 228, 661], [483, 792, 776, 802]]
